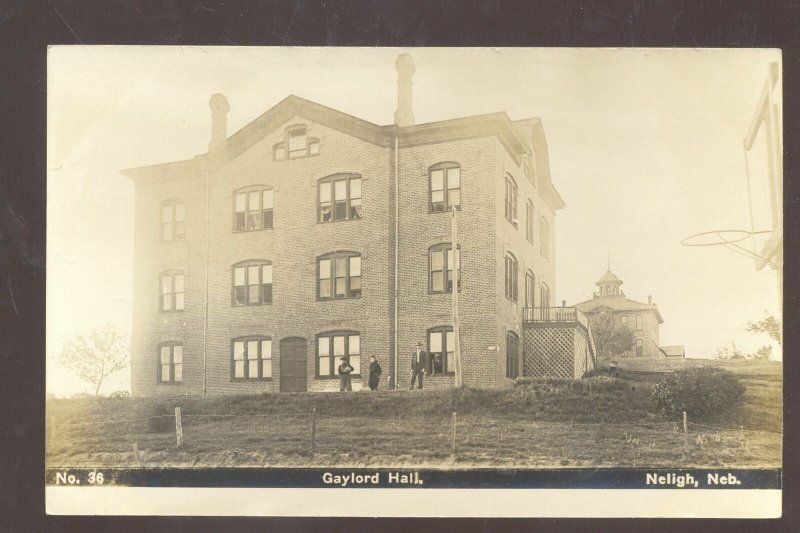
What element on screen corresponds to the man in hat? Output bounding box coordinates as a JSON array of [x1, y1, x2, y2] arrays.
[[410, 342, 427, 390], [338, 356, 354, 392]]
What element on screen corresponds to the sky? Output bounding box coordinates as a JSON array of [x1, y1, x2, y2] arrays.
[[47, 47, 782, 396]]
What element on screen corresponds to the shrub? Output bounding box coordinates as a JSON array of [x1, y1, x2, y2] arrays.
[[650, 367, 745, 420], [109, 390, 131, 399]]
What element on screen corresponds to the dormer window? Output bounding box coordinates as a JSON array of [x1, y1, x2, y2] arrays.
[[288, 128, 307, 157], [274, 127, 320, 160]]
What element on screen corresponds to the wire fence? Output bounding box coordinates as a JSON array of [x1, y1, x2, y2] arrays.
[[45, 407, 782, 468]]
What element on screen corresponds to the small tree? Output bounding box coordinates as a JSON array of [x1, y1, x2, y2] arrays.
[[746, 314, 781, 345], [650, 367, 745, 420], [589, 310, 636, 358], [59, 325, 129, 396]]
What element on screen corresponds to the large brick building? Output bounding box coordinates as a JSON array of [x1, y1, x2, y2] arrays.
[[124, 54, 567, 396], [574, 270, 665, 358]]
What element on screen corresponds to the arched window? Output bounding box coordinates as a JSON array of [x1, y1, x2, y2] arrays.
[[525, 199, 534, 244], [427, 326, 455, 375], [506, 331, 519, 379], [157, 342, 183, 383], [234, 186, 273, 231], [159, 270, 184, 312], [429, 243, 460, 294], [316, 331, 360, 377], [232, 260, 273, 306], [525, 270, 535, 308], [231, 336, 272, 380], [540, 281, 551, 308], [161, 200, 185, 241], [539, 216, 550, 259], [429, 162, 461, 213], [504, 174, 518, 224], [504, 252, 518, 301], [318, 174, 362, 223], [318, 252, 361, 300]]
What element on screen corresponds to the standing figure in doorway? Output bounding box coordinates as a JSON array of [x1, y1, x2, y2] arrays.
[[410, 342, 427, 390]]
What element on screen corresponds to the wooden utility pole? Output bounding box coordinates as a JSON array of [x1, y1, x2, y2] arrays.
[[452, 206, 463, 388]]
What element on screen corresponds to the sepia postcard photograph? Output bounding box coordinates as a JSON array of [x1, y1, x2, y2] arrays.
[[45, 46, 782, 517]]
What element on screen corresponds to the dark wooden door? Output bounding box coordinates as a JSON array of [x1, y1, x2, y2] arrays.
[[280, 337, 307, 392]]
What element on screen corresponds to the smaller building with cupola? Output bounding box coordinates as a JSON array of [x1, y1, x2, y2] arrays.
[[574, 269, 679, 359]]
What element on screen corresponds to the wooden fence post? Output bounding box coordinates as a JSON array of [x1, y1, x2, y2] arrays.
[[311, 408, 317, 454], [683, 411, 688, 452], [132, 442, 143, 467], [451, 411, 457, 455], [175, 406, 183, 447]]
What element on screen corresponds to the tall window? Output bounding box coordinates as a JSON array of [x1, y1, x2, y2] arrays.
[[161, 201, 185, 241], [232, 337, 272, 380], [158, 342, 183, 383], [540, 217, 550, 259], [318, 252, 362, 300], [233, 261, 273, 306], [160, 270, 184, 312], [504, 174, 518, 224], [317, 331, 360, 377], [234, 187, 273, 231], [506, 331, 519, 379], [621, 315, 628, 327], [540, 282, 551, 307], [504, 253, 518, 301], [427, 326, 455, 375], [635, 338, 644, 357], [429, 162, 461, 213], [525, 199, 534, 243], [318, 174, 362, 223], [636, 315, 643, 330], [429, 244, 460, 294], [525, 271, 535, 308]]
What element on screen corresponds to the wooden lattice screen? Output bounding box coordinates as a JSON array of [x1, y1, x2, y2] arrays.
[[523, 327, 575, 379]]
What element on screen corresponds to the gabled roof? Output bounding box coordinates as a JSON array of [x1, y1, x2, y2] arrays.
[[575, 295, 664, 324], [121, 94, 565, 210]]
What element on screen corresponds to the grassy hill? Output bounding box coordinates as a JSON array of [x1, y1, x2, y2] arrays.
[[46, 361, 781, 469]]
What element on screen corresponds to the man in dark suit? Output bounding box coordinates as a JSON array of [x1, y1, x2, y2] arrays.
[[410, 342, 427, 390]]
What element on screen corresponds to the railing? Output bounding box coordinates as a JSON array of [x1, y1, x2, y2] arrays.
[[523, 307, 589, 329]]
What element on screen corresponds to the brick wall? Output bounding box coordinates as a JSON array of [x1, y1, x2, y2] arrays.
[[131, 114, 560, 395]]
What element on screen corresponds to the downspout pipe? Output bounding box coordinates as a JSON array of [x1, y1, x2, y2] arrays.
[[393, 130, 399, 389]]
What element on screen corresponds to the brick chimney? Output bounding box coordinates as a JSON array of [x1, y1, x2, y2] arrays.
[[208, 93, 230, 151], [394, 54, 415, 127]]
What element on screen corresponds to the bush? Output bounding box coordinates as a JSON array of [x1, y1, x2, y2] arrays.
[[109, 390, 131, 399], [650, 367, 745, 420]]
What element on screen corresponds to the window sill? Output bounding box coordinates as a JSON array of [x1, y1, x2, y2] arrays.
[[315, 375, 362, 380], [230, 378, 273, 382], [232, 304, 273, 308], [317, 296, 362, 302], [316, 218, 364, 225], [233, 227, 274, 233], [156, 381, 183, 385], [428, 207, 461, 214], [275, 152, 321, 162], [159, 310, 186, 314], [428, 290, 462, 295]]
